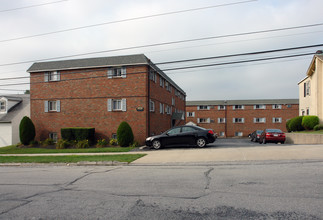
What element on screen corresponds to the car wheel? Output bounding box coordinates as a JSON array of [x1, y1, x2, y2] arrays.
[[259, 138, 262, 144], [262, 138, 266, 144], [196, 137, 206, 148], [152, 140, 162, 150], [281, 141, 285, 144]]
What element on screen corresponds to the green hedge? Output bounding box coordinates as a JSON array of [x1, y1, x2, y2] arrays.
[[117, 122, 134, 147], [61, 127, 95, 143], [287, 116, 304, 132], [302, 116, 319, 130], [286, 119, 292, 132], [19, 116, 36, 145], [314, 124, 323, 131]]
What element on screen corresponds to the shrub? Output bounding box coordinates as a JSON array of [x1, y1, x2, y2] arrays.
[[286, 119, 292, 132], [130, 141, 140, 148], [29, 140, 38, 147], [117, 121, 134, 147], [19, 116, 36, 145], [61, 128, 95, 143], [41, 138, 55, 147], [76, 139, 90, 148], [56, 139, 70, 149], [288, 116, 304, 132], [314, 124, 323, 131], [302, 116, 319, 130], [96, 139, 108, 148], [109, 138, 118, 146]]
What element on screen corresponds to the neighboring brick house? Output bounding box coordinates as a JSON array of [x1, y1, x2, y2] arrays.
[[186, 99, 299, 137], [27, 54, 186, 144], [298, 53, 323, 122]]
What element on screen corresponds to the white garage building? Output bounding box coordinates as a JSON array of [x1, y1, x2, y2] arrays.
[[0, 94, 30, 147]]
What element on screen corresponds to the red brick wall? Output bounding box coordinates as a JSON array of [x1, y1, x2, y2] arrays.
[[186, 104, 299, 137], [30, 66, 149, 143]]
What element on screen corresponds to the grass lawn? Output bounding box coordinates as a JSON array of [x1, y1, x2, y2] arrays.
[[0, 145, 135, 154], [0, 154, 146, 164]]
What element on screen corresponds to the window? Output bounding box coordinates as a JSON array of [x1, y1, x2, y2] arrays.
[[254, 118, 266, 123], [112, 133, 117, 140], [107, 99, 126, 112], [45, 100, 60, 112], [107, 67, 126, 78], [272, 117, 282, 123], [45, 71, 60, 82], [187, 112, 195, 117], [167, 127, 181, 135], [165, 105, 171, 115], [149, 70, 157, 83], [218, 105, 226, 110], [0, 101, 6, 112], [172, 97, 175, 106], [165, 81, 170, 91], [182, 126, 196, 133], [306, 108, 310, 115], [160, 77, 164, 87], [197, 118, 210, 123], [219, 132, 225, 137], [301, 109, 305, 116], [304, 81, 310, 97], [197, 105, 210, 110], [149, 99, 155, 112], [49, 132, 58, 142], [160, 103, 164, 114], [218, 118, 226, 123], [233, 118, 244, 123], [254, 104, 266, 109], [234, 132, 243, 137], [272, 104, 282, 109], [287, 104, 292, 108], [233, 105, 244, 110]]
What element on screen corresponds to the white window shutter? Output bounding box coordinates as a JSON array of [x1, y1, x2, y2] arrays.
[[207, 118, 211, 123], [233, 118, 235, 123], [242, 105, 245, 110], [44, 101, 48, 112], [44, 73, 49, 82], [107, 69, 113, 79], [207, 106, 210, 110], [107, 99, 112, 112], [197, 118, 200, 123], [233, 106, 235, 110], [187, 112, 189, 117], [122, 99, 127, 111], [57, 71, 61, 81], [253, 118, 256, 123], [272, 118, 275, 123], [121, 67, 127, 78], [242, 118, 245, 123], [197, 106, 200, 110], [263, 118, 266, 123], [56, 100, 61, 112], [192, 112, 195, 117]]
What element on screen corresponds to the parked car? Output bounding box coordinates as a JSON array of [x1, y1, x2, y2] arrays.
[[145, 125, 216, 150], [259, 129, 285, 144], [250, 130, 263, 142]]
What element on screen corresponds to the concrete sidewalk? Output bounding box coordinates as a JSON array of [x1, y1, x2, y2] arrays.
[[1, 144, 323, 165]]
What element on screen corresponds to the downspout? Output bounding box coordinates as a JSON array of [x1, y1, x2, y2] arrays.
[[147, 65, 151, 137]]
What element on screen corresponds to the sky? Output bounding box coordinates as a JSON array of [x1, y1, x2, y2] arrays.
[[0, 0, 323, 101]]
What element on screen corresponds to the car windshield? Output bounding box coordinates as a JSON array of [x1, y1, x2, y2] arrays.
[[267, 129, 282, 133], [166, 127, 181, 135], [256, 130, 263, 134]]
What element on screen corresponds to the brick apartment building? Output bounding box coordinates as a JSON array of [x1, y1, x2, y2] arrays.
[[186, 99, 299, 137], [27, 54, 186, 144]]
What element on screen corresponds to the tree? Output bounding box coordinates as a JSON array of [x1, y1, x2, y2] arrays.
[[117, 121, 134, 147], [19, 116, 35, 145]]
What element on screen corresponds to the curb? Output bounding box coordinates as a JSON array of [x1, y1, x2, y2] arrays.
[[0, 161, 129, 167]]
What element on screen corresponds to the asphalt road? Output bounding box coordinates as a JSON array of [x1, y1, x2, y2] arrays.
[[1, 160, 322, 219]]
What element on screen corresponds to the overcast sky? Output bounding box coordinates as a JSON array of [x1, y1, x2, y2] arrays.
[[1, 0, 323, 101]]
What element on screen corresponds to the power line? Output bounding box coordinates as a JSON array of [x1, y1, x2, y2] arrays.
[[0, 52, 317, 87], [0, 0, 68, 13], [1, 22, 323, 67], [0, 43, 321, 82], [0, 0, 257, 43]]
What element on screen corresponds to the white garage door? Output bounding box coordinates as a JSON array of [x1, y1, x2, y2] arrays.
[[0, 123, 12, 147]]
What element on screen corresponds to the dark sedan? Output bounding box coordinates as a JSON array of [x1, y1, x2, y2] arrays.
[[250, 130, 263, 142], [259, 128, 286, 144], [145, 125, 216, 149]]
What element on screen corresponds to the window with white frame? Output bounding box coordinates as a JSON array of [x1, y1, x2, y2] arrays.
[[160, 77, 164, 87], [0, 101, 6, 112], [254, 104, 266, 110], [165, 81, 170, 91], [234, 132, 243, 137], [272, 104, 282, 109], [107, 67, 126, 78], [149, 99, 155, 112], [254, 117, 266, 123], [218, 118, 226, 123], [272, 117, 282, 123], [45, 100, 60, 112], [107, 99, 126, 112], [45, 71, 60, 82], [160, 103, 164, 114], [149, 70, 157, 83], [172, 97, 175, 106], [187, 112, 195, 117], [306, 108, 310, 115], [198, 105, 210, 110], [112, 133, 117, 140], [233, 118, 244, 123], [219, 132, 225, 137], [49, 132, 58, 142], [198, 118, 210, 123], [301, 109, 305, 116], [165, 105, 171, 115], [218, 105, 226, 110], [305, 81, 310, 96], [233, 105, 244, 110]]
